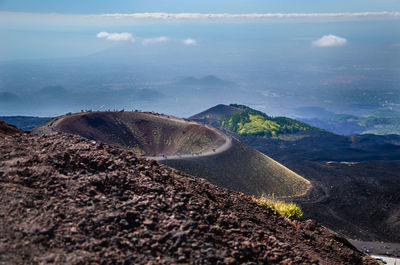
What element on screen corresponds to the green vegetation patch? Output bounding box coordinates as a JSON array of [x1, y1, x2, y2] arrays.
[[252, 195, 304, 221], [359, 117, 400, 127], [220, 104, 317, 138], [322, 112, 400, 135]]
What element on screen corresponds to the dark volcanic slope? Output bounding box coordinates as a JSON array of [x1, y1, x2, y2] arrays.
[[0, 133, 377, 264], [0, 119, 22, 137], [239, 133, 400, 242], [244, 131, 400, 162], [164, 138, 310, 197]]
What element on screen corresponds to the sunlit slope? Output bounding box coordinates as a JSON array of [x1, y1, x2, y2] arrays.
[[51, 112, 226, 156], [163, 138, 311, 197], [191, 104, 319, 138]]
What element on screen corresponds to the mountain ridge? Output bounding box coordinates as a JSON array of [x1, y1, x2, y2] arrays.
[[178, 75, 235, 87]]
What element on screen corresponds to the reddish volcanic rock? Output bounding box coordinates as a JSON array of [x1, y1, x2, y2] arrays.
[[0, 133, 377, 264]]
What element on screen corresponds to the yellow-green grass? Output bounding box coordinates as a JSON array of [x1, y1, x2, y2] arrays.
[[220, 104, 317, 138], [252, 195, 304, 221]]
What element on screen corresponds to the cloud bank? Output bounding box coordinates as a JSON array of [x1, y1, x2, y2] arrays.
[[99, 11, 400, 22], [96, 32, 135, 42], [2, 11, 400, 27], [183, 38, 197, 46], [312, 35, 347, 47]]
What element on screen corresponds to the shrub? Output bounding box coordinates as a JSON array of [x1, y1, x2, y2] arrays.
[[252, 195, 304, 221]]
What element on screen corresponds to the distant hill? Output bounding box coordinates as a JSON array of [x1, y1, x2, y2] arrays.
[[178, 75, 235, 87], [300, 114, 400, 136], [0, 119, 22, 137], [360, 116, 400, 135], [0, 116, 52, 131], [191, 104, 319, 138], [34, 111, 311, 197]]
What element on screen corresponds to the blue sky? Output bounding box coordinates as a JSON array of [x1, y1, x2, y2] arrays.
[[1, 1, 399, 62], [0, 1, 399, 62], [1, 0, 399, 14], [0, 1, 399, 117], [0, 1, 398, 64]]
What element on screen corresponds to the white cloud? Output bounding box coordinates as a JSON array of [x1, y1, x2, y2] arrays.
[[100, 11, 400, 22], [312, 35, 347, 47], [96, 32, 135, 42], [183, 38, 197, 46], [2, 11, 400, 27], [142, 36, 168, 45], [96, 34, 195, 46]]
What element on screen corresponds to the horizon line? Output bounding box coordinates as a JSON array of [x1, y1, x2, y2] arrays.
[[1, 11, 400, 23]]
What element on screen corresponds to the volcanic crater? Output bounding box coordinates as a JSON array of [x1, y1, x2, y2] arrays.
[[34, 111, 311, 198]]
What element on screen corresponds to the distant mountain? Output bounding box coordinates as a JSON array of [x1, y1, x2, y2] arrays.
[[178, 75, 235, 87], [0, 116, 52, 131], [191, 104, 319, 138], [0, 119, 22, 137]]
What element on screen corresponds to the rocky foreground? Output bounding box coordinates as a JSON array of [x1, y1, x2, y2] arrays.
[[0, 133, 377, 264]]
